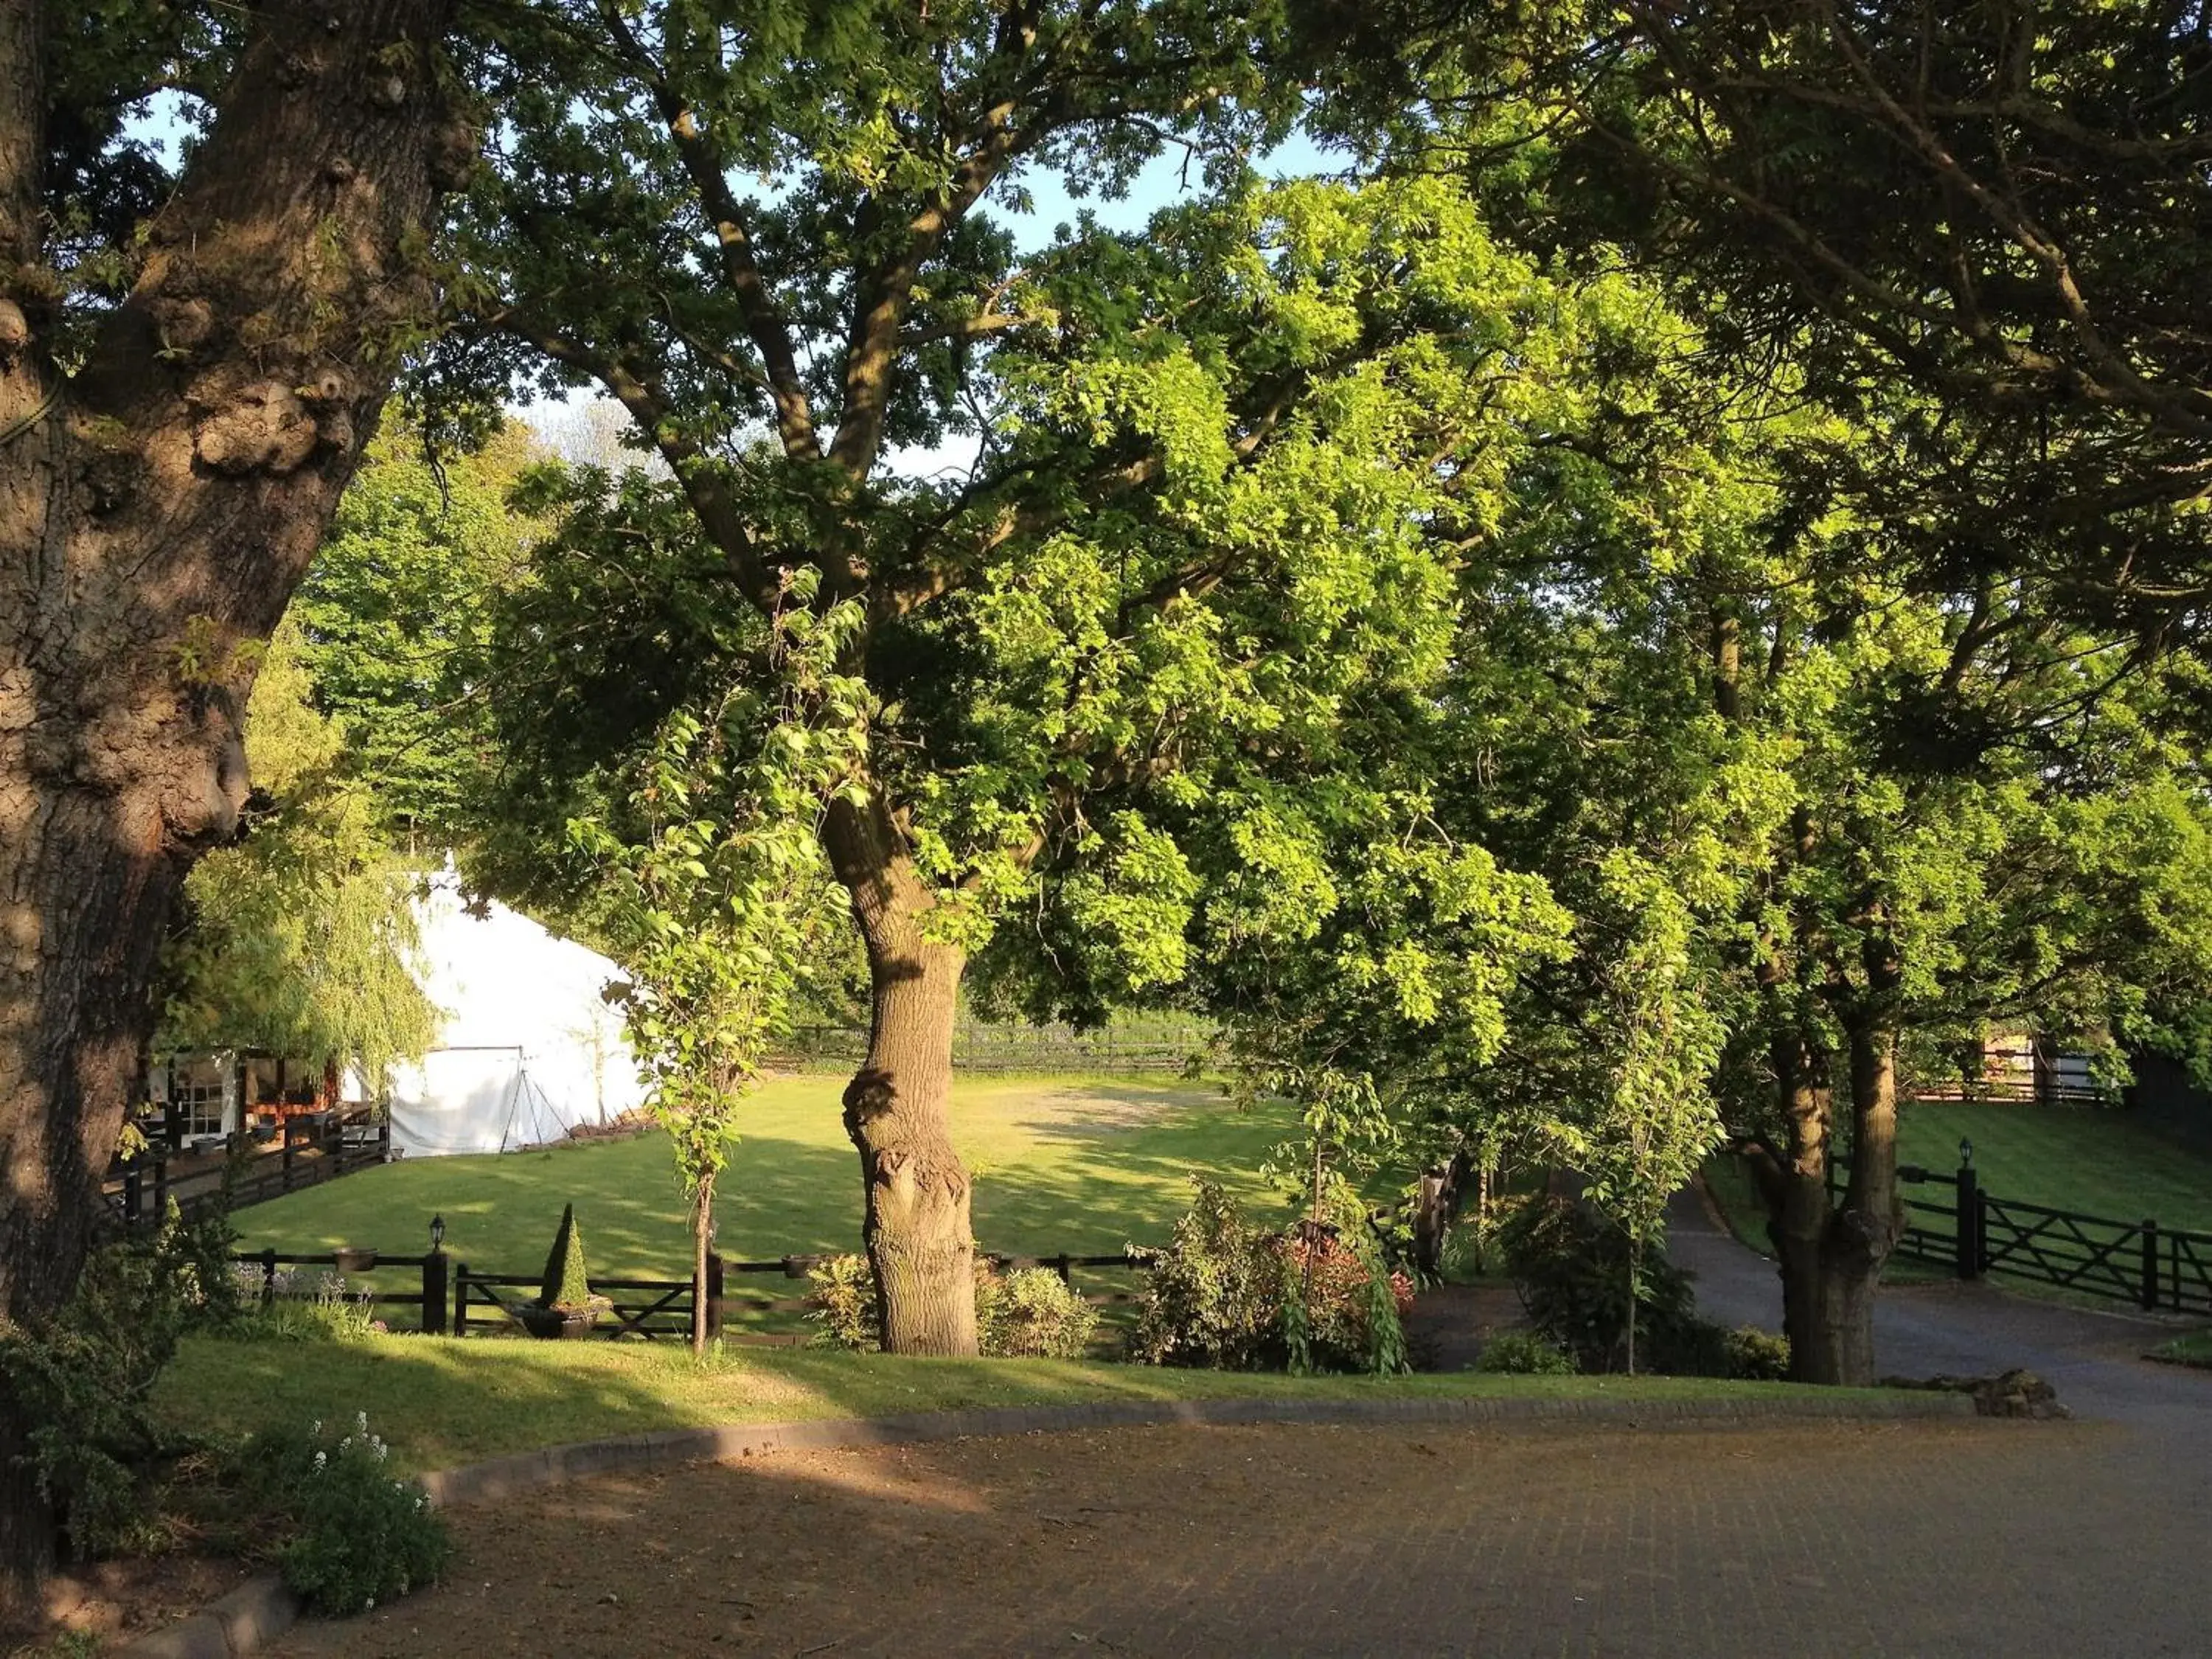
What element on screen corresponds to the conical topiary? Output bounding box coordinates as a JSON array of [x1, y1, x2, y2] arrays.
[[538, 1203, 593, 1311]]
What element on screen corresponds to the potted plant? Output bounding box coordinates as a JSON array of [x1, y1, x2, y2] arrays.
[[514, 1203, 610, 1340]]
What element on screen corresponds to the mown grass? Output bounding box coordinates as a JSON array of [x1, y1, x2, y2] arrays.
[[1703, 1098, 2212, 1298], [1893, 1100, 2212, 1234], [152, 1332, 1882, 1475], [2146, 1329, 2212, 1368], [234, 1073, 1301, 1284]]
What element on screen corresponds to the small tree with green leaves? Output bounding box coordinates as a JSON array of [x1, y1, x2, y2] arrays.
[[574, 573, 870, 1353], [1542, 855, 1729, 1374]]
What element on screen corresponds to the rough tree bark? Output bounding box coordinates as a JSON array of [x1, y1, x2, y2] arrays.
[[1754, 964, 1904, 1386], [1720, 625, 1902, 1385], [821, 786, 978, 1357], [0, 0, 462, 1596]]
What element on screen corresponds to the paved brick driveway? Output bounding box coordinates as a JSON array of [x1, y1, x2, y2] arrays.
[[270, 1201, 2212, 1659], [278, 1411, 2204, 1659]]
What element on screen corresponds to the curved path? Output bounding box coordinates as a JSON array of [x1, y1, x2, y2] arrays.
[[1667, 1186, 2209, 1428]]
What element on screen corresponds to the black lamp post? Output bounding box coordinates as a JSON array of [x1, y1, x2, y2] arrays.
[[424, 1214, 451, 1335], [1958, 1137, 1974, 1169]]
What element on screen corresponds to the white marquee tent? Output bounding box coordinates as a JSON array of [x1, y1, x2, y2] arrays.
[[383, 877, 650, 1158]]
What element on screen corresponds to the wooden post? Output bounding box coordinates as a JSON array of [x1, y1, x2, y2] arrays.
[[705, 1251, 725, 1342], [2141, 1220, 2161, 1311], [422, 1250, 449, 1335], [1955, 1161, 1980, 1279], [282, 1121, 296, 1192], [122, 1165, 142, 1225], [378, 1117, 392, 1164], [1054, 1253, 1072, 1287]]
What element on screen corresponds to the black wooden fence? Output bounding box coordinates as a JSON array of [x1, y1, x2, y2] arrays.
[[232, 1244, 1158, 1342], [231, 1247, 444, 1330], [109, 1109, 390, 1231], [1828, 1155, 2212, 1316], [773, 1018, 1209, 1074]]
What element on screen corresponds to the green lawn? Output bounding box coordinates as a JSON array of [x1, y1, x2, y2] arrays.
[[1893, 1100, 2212, 1234], [234, 1073, 1300, 1283], [152, 1331, 1879, 1476], [1701, 1099, 2212, 1287], [2147, 1329, 2212, 1368]]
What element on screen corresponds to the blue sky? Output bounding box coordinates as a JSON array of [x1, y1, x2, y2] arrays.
[[125, 100, 1342, 475], [999, 128, 1344, 250]]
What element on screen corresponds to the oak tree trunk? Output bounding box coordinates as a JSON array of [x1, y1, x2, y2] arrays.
[[821, 788, 977, 1357], [1765, 1011, 1902, 1385], [0, 0, 461, 1600]]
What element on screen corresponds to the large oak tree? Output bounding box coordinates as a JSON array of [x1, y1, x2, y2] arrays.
[[0, 0, 465, 1592], [439, 0, 1315, 1354]]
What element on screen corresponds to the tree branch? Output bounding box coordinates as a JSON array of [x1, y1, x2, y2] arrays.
[[831, 108, 1034, 479], [503, 309, 779, 613], [1809, 0, 2212, 438], [596, 0, 821, 462]]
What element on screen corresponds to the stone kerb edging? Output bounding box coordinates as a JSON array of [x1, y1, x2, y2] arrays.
[[122, 1387, 1975, 1657], [414, 1388, 1975, 1507], [118, 1576, 300, 1659]]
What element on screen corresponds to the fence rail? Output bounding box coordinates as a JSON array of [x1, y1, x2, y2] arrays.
[[231, 1247, 439, 1327], [108, 1110, 390, 1231], [1828, 1155, 2212, 1316], [232, 1242, 1158, 1342]]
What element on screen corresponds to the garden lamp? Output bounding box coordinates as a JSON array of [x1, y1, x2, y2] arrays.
[[430, 1213, 446, 1252], [1958, 1137, 1974, 1169]]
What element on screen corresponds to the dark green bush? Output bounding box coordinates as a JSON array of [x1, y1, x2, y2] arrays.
[[1132, 1182, 1411, 1374], [1495, 1194, 1708, 1374], [1723, 1325, 1792, 1380], [1473, 1329, 1577, 1374], [1130, 1183, 1291, 1370], [0, 1200, 243, 1558], [238, 1414, 451, 1616]]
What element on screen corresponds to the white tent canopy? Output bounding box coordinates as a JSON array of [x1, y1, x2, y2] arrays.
[[382, 875, 649, 1158]]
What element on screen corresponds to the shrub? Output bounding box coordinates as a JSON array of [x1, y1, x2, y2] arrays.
[[240, 1414, 451, 1616], [538, 1202, 594, 1310], [1474, 1330, 1577, 1374], [987, 1267, 1099, 1359], [239, 1270, 378, 1343], [1495, 1195, 1705, 1374], [0, 1201, 241, 1557], [1133, 1183, 1411, 1375], [1281, 1225, 1411, 1376], [1723, 1325, 1792, 1381], [1130, 1182, 1290, 1371], [804, 1253, 879, 1350]]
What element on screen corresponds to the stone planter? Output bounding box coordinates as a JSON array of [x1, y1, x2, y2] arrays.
[[514, 1302, 602, 1340]]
